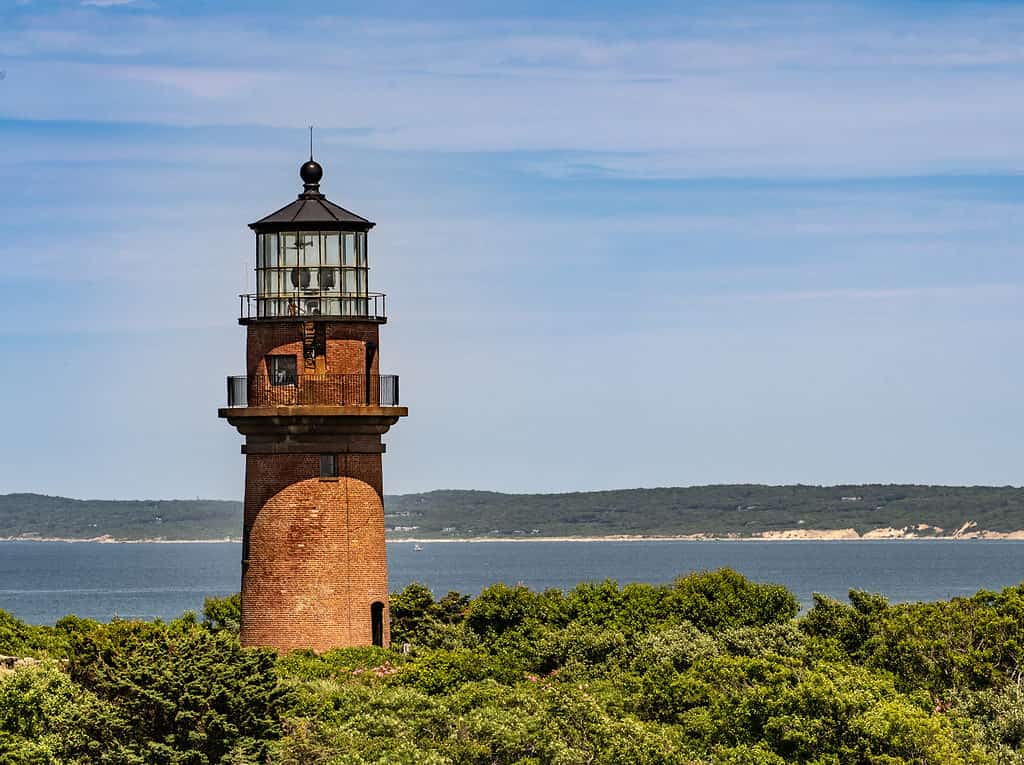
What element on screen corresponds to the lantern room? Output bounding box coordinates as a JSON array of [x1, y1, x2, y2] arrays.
[[243, 159, 384, 321]]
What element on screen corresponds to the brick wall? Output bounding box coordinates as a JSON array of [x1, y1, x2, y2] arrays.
[[246, 323, 303, 377], [246, 321, 381, 377], [324, 324, 381, 377], [243, 322, 386, 407], [241, 453, 389, 652], [325, 340, 365, 376], [237, 319, 394, 653]]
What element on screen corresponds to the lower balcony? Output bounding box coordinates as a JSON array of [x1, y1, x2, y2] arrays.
[[226, 374, 399, 408]]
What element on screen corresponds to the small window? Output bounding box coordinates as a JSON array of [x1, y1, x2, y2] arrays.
[[268, 355, 297, 386], [320, 454, 338, 478]]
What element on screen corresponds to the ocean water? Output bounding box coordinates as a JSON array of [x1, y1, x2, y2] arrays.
[[1, 540, 1023, 625]]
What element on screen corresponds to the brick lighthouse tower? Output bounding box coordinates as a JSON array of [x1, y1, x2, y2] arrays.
[[219, 154, 406, 653]]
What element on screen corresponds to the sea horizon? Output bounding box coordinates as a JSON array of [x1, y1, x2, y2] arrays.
[[3, 538, 1023, 626]]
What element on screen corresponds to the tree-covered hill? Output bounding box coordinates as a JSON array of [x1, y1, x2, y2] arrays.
[[386, 484, 1024, 537], [0, 484, 1022, 540], [0, 494, 241, 540]]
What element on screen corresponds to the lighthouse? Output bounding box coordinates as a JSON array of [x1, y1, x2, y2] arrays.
[[219, 155, 406, 652]]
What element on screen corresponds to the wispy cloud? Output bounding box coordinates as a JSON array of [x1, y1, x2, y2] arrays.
[[3, 4, 1024, 176], [696, 283, 1024, 306]]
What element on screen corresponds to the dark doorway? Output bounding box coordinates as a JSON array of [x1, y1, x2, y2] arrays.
[[371, 601, 385, 647], [364, 341, 378, 404]]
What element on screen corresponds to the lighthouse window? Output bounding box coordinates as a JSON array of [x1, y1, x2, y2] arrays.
[[268, 355, 297, 386], [342, 233, 356, 265], [255, 230, 369, 318], [280, 233, 300, 267], [302, 237, 320, 267], [320, 454, 338, 478], [323, 233, 341, 266]]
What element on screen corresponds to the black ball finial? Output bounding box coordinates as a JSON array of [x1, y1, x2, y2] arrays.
[[299, 158, 324, 197], [300, 159, 323, 185]]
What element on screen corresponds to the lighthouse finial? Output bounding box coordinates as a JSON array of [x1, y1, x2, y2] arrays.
[[299, 129, 323, 197]]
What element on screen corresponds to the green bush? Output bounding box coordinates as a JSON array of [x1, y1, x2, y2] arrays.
[[670, 569, 799, 632], [202, 593, 242, 634], [390, 583, 473, 649], [466, 583, 543, 638], [65, 616, 286, 763], [0, 662, 127, 764], [0, 611, 68, 659], [1, 569, 1021, 764]]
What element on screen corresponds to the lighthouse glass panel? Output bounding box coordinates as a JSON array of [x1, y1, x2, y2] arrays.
[[255, 231, 369, 317]]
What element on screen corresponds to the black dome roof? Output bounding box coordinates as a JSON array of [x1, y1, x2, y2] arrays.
[[250, 159, 374, 233]]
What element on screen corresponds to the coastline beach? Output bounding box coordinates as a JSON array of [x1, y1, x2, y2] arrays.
[[6, 523, 1024, 545]]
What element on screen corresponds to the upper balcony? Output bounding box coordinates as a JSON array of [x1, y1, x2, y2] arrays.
[[239, 293, 387, 323], [226, 373, 399, 408]]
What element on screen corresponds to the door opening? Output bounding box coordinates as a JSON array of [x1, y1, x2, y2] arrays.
[[370, 601, 384, 647]]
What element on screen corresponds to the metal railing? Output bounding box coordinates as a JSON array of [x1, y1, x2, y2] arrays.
[[239, 293, 386, 321], [226, 374, 399, 408]]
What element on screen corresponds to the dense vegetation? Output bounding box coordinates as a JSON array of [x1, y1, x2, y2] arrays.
[[2, 570, 1024, 763], [3, 484, 1023, 540]]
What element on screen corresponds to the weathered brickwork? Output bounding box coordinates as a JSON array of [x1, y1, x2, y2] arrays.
[[241, 452, 389, 652], [326, 340, 366, 376], [241, 472, 389, 652], [242, 321, 385, 408], [246, 321, 380, 377], [245, 323, 302, 377], [243, 453, 383, 525], [326, 323, 381, 377]]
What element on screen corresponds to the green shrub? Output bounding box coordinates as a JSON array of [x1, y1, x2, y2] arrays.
[[390, 583, 473, 649], [0, 611, 68, 659], [670, 569, 799, 632], [397, 649, 500, 694], [66, 617, 286, 763], [1, 572, 1021, 763], [0, 662, 132, 764], [202, 593, 242, 634], [466, 583, 543, 638], [634, 622, 720, 673]]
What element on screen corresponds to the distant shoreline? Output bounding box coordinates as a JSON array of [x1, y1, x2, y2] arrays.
[[391, 529, 1024, 542], [6, 487, 1023, 546], [4, 528, 1024, 544], [0, 536, 242, 544]]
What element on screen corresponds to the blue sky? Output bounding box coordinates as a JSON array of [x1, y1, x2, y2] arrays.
[[0, 0, 1021, 499]]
